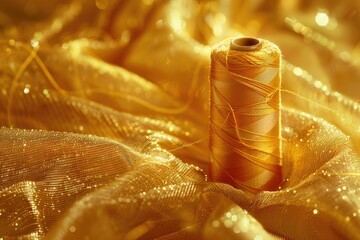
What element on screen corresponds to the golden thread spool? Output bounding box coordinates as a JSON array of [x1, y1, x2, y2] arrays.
[[209, 37, 282, 194]]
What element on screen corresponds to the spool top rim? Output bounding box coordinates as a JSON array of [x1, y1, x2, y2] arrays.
[[230, 37, 262, 51]]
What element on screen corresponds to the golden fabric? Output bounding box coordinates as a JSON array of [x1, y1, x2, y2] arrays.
[[0, 0, 360, 239]]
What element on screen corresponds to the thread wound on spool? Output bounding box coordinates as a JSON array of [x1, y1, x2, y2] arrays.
[[209, 37, 282, 194]]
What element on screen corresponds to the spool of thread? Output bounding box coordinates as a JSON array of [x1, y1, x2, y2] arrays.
[[209, 37, 282, 194]]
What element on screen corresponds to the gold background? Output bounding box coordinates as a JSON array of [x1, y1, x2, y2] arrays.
[[0, 0, 359, 239]]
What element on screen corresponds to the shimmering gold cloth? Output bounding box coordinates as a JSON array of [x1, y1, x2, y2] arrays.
[[0, 0, 360, 239]]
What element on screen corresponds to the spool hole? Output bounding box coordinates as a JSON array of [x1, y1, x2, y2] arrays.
[[230, 37, 262, 51]]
